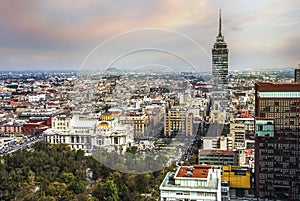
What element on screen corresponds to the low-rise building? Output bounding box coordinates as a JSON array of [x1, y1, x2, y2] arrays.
[[159, 165, 222, 201], [0, 120, 26, 137], [198, 150, 238, 166], [219, 135, 233, 151], [22, 122, 46, 136], [44, 112, 134, 153]]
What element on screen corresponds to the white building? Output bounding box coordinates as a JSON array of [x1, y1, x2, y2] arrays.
[[203, 137, 220, 150], [159, 165, 222, 201], [45, 112, 134, 153], [28, 94, 46, 102]]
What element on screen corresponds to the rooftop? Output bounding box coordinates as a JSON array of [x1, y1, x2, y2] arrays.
[[175, 165, 211, 178], [255, 82, 300, 92], [160, 165, 221, 192], [199, 149, 236, 155]]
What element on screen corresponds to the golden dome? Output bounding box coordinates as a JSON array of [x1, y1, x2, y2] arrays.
[[100, 112, 114, 121], [99, 122, 109, 128]]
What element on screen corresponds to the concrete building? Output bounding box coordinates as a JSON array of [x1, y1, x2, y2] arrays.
[[0, 120, 26, 137], [164, 106, 193, 136], [238, 140, 255, 168], [203, 136, 233, 151], [119, 111, 149, 137], [199, 149, 238, 166], [234, 117, 255, 139], [159, 165, 222, 201], [219, 135, 233, 151], [230, 123, 245, 149], [294, 65, 300, 82], [203, 137, 220, 150], [255, 82, 300, 200]]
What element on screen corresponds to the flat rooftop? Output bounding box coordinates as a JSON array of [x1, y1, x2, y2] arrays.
[[175, 165, 211, 178], [255, 82, 300, 92], [199, 149, 236, 155]]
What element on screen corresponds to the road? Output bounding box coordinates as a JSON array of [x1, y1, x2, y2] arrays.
[[0, 135, 45, 155]]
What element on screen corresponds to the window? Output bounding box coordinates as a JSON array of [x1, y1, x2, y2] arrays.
[[114, 137, 118, 145], [97, 137, 103, 145]]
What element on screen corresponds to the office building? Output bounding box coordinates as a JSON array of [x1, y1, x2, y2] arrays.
[[198, 149, 238, 166], [230, 123, 245, 149], [255, 82, 300, 200], [295, 64, 300, 82]]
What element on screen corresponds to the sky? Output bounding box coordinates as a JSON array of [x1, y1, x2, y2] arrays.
[[0, 0, 300, 72]]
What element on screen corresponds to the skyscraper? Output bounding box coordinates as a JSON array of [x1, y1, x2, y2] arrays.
[[255, 82, 300, 200], [295, 64, 300, 82], [212, 9, 229, 103]]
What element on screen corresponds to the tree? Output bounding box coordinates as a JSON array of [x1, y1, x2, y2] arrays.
[[103, 179, 119, 201], [92, 178, 119, 201], [46, 181, 69, 199]]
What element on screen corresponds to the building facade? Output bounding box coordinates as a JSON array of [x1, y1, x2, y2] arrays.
[[164, 106, 193, 136], [221, 166, 251, 189], [230, 123, 245, 150], [45, 113, 134, 153], [255, 82, 300, 200], [295, 66, 300, 82], [119, 111, 149, 137], [0, 120, 25, 137], [198, 149, 238, 166]]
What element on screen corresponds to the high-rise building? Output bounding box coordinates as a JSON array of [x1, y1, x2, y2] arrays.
[[212, 9, 229, 103], [295, 64, 300, 82], [255, 82, 300, 200]]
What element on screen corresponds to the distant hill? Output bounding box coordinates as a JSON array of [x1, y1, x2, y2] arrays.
[[105, 67, 122, 73]]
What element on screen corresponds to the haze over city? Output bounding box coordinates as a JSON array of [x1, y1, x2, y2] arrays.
[[1, 0, 300, 71]]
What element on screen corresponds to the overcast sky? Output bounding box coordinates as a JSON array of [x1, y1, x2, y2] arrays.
[[0, 0, 300, 72]]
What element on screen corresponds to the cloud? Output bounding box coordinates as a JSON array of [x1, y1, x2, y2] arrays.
[[0, 0, 299, 70]]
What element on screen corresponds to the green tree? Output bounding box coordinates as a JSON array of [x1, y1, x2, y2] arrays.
[[103, 179, 118, 201]]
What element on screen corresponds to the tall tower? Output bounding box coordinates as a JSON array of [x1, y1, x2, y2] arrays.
[[212, 9, 229, 104]]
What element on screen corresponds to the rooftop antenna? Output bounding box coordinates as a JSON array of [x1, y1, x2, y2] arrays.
[[218, 9, 222, 37]]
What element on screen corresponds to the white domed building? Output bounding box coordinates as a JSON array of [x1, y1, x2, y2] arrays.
[[44, 112, 134, 153]]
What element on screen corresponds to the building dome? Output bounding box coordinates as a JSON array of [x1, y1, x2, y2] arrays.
[[99, 122, 109, 128], [100, 112, 114, 121]]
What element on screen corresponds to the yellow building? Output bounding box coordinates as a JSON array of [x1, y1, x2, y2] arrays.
[[221, 166, 250, 189], [164, 106, 193, 136], [230, 123, 245, 149], [119, 112, 149, 137]]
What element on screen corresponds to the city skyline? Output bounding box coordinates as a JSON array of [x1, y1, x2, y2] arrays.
[[0, 0, 300, 71]]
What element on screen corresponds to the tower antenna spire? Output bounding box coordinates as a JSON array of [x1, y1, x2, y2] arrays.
[[218, 9, 222, 37]]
